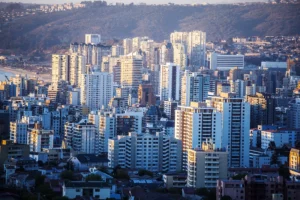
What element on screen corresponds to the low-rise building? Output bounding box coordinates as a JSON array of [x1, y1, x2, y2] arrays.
[[4, 157, 38, 171], [69, 154, 109, 171], [261, 129, 300, 149], [63, 181, 111, 199], [0, 140, 30, 171], [163, 172, 187, 189], [217, 174, 300, 200], [217, 179, 245, 200]]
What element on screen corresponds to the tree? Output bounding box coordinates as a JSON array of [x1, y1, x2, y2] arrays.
[[138, 169, 153, 177], [6, 3, 23, 12], [168, 187, 181, 194], [52, 197, 69, 200], [16, 165, 25, 172], [279, 165, 290, 180], [114, 169, 130, 180], [295, 140, 300, 148], [98, 166, 108, 174], [64, 162, 74, 171], [268, 141, 276, 150], [112, 165, 121, 176], [203, 188, 216, 200], [232, 174, 246, 180], [36, 184, 56, 199], [35, 174, 45, 188], [196, 188, 209, 196], [221, 196, 232, 200], [38, 160, 44, 167], [271, 152, 279, 165], [86, 174, 102, 181], [60, 170, 74, 180]]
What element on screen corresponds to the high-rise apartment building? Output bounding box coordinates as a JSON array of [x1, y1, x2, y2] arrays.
[[116, 110, 143, 136], [170, 31, 189, 44], [187, 141, 228, 188], [10, 121, 28, 144], [120, 53, 143, 88], [289, 148, 300, 176], [210, 53, 244, 70], [64, 119, 99, 154], [132, 37, 141, 52], [112, 45, 124, 56], [11, 75, 26, 96], [170, 31, 206, 67], [80, 72, 113, 111], [246, 93, 275, 128], [164, 100, 178, 120], [138, 84, 156, 107], [216, 83, 231, 96], [181, 70, 210, 106], [261, 129, 298, 149], [123, 38, 133, 55], [88, 111, 116, 153], [288, 98, 300, 129], [28, 123, 54, 152], [85, 34, 101, 44], [175, 102, 222, 169], [160, 63, 181, 102], [69, 53, 86, 87], [230, 79, 245, 98], [70, 43, 111, 67], [173, 43, 188, 69], [52, 53, 87, 87], [188, 31, 206, 67], [160, 42, 173, 65], [108, 132, 182, 172], [51, 106, 69, 137], [207, 92, 250, 167], [52, 54, 69, 84]]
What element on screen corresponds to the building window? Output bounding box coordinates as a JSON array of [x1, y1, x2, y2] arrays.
[[76, 189, 80, 192], [95, 189, 100, 192]]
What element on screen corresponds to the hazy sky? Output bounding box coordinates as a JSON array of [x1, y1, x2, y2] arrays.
[[4, 0, 266, 4]]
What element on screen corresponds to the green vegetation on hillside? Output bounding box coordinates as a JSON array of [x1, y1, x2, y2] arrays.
[[0, 4, 300, 53]]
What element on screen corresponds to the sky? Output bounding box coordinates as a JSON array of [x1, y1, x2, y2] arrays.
[[4, 0, 266, 4]]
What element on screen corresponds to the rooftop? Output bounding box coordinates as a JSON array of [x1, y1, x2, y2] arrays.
[[64, 181, 110, 188], [76, 154, 109, 164]]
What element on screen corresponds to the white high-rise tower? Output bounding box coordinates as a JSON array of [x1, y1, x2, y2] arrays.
[[181, 70, 210, 106], [80, 72, 113, 111], [170, 30, 206, 67], [207, 92, 250, 167], [175, 102, 222, 169], [69, 53, 86, 87], [51, 55, 69, 84], [85, 34, 101, 44], [160, 63, 181, 102]]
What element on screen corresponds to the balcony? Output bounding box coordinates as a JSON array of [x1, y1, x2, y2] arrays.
[[204, 175, 219, 179], [205, 161, 219, 164], [205, 166, 219, 169]]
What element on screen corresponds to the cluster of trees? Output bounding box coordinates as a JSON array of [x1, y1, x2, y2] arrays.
[[4, 3, 24, 12], [138, 169, 153, 177]]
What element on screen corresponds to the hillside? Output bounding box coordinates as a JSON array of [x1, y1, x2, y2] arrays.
[[1, 4, 300, 53]]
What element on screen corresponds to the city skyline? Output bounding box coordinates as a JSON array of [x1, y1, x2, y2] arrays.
[[0, 1, 300, 199]]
